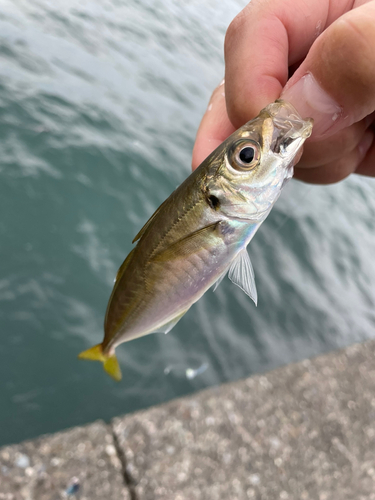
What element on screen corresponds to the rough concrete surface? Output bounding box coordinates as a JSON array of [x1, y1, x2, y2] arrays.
[[0, 421, 130, 500], [2, 340, 375, 500], [113, 340, 375, 500]]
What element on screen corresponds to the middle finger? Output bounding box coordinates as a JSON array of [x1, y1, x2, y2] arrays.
[[298, 119, 368, 169]]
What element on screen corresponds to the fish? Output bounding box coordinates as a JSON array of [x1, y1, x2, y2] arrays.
[[78, 100, 313, 381]]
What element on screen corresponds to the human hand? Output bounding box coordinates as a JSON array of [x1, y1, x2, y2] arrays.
[[192, 0, 375, 184]]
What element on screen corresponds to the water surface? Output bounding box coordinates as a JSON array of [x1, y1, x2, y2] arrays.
[[1, 0, 375, 446]]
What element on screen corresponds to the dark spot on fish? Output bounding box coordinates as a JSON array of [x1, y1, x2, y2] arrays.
[[207, 194, 220, 210]]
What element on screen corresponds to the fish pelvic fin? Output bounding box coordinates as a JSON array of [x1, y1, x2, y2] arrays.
[[228, 247, 258, 306], [78, 344, 122, 382]]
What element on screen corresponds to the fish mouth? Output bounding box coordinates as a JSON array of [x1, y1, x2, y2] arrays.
[[262, 99, 313, 158], [267, 99, 313, 139]]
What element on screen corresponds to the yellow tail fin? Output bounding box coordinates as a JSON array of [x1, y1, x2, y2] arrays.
[[78, 343, 122, 381]]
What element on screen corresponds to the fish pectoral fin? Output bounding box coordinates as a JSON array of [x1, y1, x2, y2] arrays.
[[228, 247, 258, 306], [154, 309, 189, 334], [78, 343, 122, 382], [151, 222, 220, 262]]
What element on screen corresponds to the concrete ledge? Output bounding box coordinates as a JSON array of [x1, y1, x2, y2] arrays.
[[2, 339, 375, 499], [113, 339, 375, 500], [0, 421, 130, 500]]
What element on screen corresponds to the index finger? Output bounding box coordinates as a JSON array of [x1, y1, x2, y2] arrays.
[[225, 0, 353, 127]]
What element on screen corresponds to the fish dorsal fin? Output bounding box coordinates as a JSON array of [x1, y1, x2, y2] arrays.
[[114, 248, 135, 284], [132, 198, 169, 243], [105, 248, 137, 328], [228, 247, 258, 305], [154, 308, 189, 334]]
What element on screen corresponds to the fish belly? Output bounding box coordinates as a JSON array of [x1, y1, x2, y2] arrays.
[[109, 241, 234, 347]]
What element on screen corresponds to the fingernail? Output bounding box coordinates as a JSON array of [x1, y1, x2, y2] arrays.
[[281, 73, 342, 138], [358, 130, 373, 160]]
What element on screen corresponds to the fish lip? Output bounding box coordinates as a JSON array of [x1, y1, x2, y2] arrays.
[[266, 99, 314, 140], [261, 100, 313, 159], [268, 99, 301, 118]]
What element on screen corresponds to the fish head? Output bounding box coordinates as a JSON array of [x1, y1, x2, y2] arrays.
[[203, 100, 313, 221]]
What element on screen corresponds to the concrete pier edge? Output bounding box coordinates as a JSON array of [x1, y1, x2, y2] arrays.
[[2, 339, 375, 499]]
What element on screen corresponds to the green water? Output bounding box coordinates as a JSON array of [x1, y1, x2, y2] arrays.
[[1, 0, 375, 447]]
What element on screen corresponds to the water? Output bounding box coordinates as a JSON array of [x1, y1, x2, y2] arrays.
[[0, 0, 374, 447]]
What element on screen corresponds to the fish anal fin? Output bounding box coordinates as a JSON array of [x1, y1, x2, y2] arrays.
[[155, 309, 189, 334], [228, 247, 258, 305], [152, 222, 220, 263], [78, 343, 122, 381], [212, 269, 228, 292]]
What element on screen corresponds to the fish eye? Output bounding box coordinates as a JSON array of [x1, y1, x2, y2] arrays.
[[230, 140, 261, 171]]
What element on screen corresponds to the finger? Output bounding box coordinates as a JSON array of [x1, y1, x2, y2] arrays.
[[298, 120, 368, 168], [354, 0, 374, 7], [356, 130, 375, 176], [294, 130, 374, 184], [193, 0, 355, 172], [224, 0, 353, 127], [282, 2, 375, 140], [192, 88, 373, 172], [191, 82, 235, 170]]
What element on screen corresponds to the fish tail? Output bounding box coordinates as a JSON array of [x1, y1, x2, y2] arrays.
[[78, 343, 122, 381]]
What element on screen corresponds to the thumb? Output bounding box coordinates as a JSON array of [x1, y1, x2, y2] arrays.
[[281, 2, 375, 140]]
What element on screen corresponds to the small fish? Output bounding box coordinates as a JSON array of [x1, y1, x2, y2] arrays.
[[79, 100, 313, 380]]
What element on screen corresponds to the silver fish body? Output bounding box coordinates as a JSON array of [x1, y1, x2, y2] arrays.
[[79, 100, 313, 380]]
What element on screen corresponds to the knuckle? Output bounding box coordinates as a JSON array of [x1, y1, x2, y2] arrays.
[[296, 154, 355, 184], [335, 123, 365, 154], [312, 13, 375, 112], [300, 123, 365, 169], [337, 16, 371, 47], [328, 17, 375, 85], [332, 152, 358, 180]]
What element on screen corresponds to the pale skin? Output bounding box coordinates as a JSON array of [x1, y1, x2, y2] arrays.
[[192, 0, 375, 184]]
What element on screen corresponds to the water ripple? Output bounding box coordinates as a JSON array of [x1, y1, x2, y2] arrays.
[[0, 0, 375, 447]]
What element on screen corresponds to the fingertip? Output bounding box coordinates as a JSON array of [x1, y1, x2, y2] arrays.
[[192, 138, 223, 171], [191, 87, 235, 171], [224, 13, 287, 127]]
